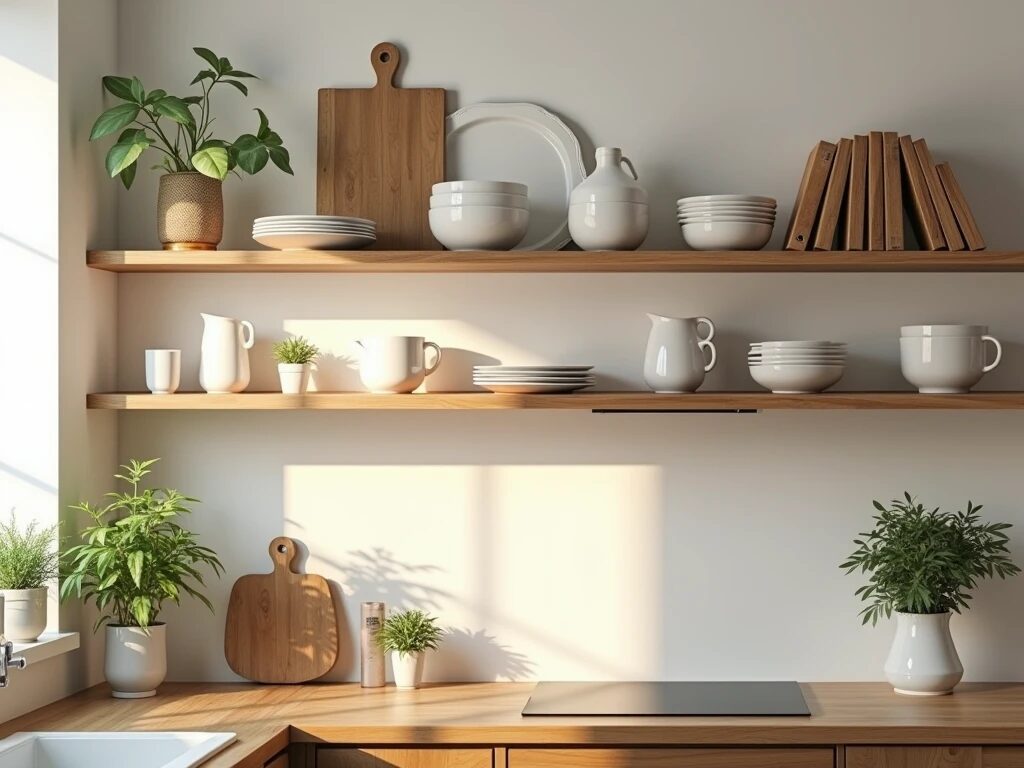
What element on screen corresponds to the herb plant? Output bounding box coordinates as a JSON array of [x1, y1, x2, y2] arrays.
[[376, 609, 444, 656], [90, 47, 292, 188], [841, 493, 1020, 625], [60, 459, 224, 630], [0, 513, 60, 590], [272, 336, 319, 365]]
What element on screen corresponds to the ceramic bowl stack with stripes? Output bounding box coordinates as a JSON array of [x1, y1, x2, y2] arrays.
[[748, 340, 846, 393], [473, 365, 595, 394], [677, 195, 776, 250], [252, 215, 376, 250]]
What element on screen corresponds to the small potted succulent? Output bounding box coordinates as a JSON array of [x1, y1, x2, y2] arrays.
[[376, 609, 444, 689], [90, 47, 292, 251], [0, 513, 60, 642], [841, 493, 1019, 696], [272, 336, 319, 394], [61, 459, 223, 698]]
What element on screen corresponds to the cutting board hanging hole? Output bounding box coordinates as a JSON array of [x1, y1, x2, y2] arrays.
[[371, 42, 400, 88]]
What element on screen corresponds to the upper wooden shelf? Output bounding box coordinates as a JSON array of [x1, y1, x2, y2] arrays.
[[86, 249, 1024, 273]]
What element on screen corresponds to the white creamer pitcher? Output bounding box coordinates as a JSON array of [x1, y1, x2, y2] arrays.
[[199, 313, 255, 393], [643, 313, 717, 393]]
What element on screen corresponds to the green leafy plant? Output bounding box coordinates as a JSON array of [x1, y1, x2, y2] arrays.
[[60, 459, 224, 631], [841, 493, 1020, 625], [376, 609, 444, 656], [90, 47, 292, 188], [0, 512, 60, 590], [272, 336, 319, 365]]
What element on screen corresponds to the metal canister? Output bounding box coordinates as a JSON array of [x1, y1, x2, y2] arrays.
[[360, 601, 386, 688]]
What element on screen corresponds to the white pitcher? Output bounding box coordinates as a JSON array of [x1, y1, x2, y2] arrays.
[[643, 313, 717, 393], [199, 313, 255, 393]]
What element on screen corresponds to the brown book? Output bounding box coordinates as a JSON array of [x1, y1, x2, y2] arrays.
[[882, 131, 903, 250], [813, 138, 852, 250], [899, 135, 945, 250], [937, 162, 986, 250], [843, 134, 868, 250], [784, 140, 837, 250], [913, 139, 965, 251], [867, 131, 884, 250]]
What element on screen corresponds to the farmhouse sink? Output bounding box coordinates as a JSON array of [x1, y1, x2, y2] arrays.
[[0, 731, 236, 768]]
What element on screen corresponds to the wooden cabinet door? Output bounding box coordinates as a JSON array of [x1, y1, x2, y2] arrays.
[[510, 748, 833, 768], [847, 747, 1024, 768], [318, 749, 493, 768], [265, 753, 289, 768]]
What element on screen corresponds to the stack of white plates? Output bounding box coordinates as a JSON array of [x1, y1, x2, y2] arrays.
[[252, 215, 376, 250], [473, 365, 594, 394], [748, 341, 846, 394], [677, 195, 776, 250], [429, 181, 530, 250]]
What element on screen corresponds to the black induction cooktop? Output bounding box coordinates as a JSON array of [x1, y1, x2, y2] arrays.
[[521, 681, 811, 717]]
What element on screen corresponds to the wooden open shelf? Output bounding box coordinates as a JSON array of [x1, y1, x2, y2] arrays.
[[86, 391, 1024, 411], [86, 249, 1024, 273]]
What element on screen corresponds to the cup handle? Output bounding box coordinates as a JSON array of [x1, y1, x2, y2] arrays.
[[424, 341, 442, 375], [696, 317, 716, 372], [241, 321, 255, 350], [982, 335, 1002, 372], [620, 155, 639, 180]]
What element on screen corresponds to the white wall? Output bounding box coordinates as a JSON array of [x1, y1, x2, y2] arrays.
[[110, 0, 1024, 682]]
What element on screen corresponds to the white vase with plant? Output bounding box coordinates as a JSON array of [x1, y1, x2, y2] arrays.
[[377, 609, 444, 689], [842, 493, 1019, 696], [273, 336, 319, 394], [61, 459, 223, 698], [0, 513, 60, 642]]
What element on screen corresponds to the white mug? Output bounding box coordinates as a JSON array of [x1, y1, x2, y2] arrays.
[[900, 332, 1001, 393], [357, 336, 442, 393], [145, 349, 181, 395]]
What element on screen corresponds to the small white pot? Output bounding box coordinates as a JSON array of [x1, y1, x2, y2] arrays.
[[884, 611, 963, 696], [391, 650, 425, 689], [278, 363, 311, 394], [105, 623, 167, 698], [1, 587, 47, 642]]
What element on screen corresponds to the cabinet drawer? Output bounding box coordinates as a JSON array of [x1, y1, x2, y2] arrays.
[[318, 749, 493, 768], [847, 746, 1024, 768], [510, 748, 833, 768]]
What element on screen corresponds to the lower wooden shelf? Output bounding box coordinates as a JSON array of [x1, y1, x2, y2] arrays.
[[86, 391, 1024, 411]]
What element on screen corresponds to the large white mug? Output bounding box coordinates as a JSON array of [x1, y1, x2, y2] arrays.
[[358, 336, 442, 393], [900, 325, 1001, 393], [145, 349, 181, 395]]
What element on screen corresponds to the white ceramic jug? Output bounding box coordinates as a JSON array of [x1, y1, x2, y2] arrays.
[[643, 313, 717, 393], [568, 146, 649, 251], [199, 313, 255, 393]]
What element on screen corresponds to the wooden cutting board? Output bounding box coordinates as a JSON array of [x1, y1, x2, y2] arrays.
[[224, 536, 338, 683], [317, 42, 445, 249]]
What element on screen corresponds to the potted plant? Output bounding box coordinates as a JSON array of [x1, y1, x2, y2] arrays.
[[376, 609, 444, 689], [89, 47, 292, 251], [0, 513, 59, 642], [273, 336, 319, 394], [61, 459, 223, 698], [841, 493, 1019, 696]]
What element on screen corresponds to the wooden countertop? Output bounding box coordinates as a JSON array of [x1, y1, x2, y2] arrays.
[[5, 682, 1024, 767]]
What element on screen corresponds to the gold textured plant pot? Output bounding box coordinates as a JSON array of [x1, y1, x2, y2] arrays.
[[157, 172, 223, 250]]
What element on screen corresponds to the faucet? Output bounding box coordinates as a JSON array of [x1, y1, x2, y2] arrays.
[[0, 641, 27, 688]]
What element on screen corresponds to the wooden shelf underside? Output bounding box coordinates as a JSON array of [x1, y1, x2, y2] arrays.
[[87, 391, 1024, 411], [86, 249, 1024, 273]]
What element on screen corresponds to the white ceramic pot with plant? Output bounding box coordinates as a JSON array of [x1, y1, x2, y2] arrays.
[[273, 336, 319, 394], [841, 493, 1019, 696], [377, 609, 444, 689], [61, 459, 224, 698], [0, 514, 59, 642]]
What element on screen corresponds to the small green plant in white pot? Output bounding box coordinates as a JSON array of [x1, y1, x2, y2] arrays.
[[273, 336, 319, 394], [841, 493, 1019, 696], [61, 460, 223, 698], [0, 513, 60, 642], [377, 609, 444, 689]]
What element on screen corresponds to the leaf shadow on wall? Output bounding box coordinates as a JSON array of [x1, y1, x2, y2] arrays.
[[285, 538, 348, 682], [431, 627, 535, 681]]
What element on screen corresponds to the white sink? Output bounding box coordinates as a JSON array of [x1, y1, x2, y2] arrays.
[[0, 732, 236, 768]]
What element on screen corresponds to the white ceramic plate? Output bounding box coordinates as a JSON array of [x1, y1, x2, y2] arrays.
[[474, 376, 596, 383], [752, 341, 845, 348], [253, 227, 376, 235], [678, 195, 776, 206], [253, 224, 376, 232], [253, 232, 376, 250], [255, 215, 375, 226], [478, 382, 594, 394], [475, 365, 593, 371], [678, 215, 776, 224], [446, 102, 585, 251], [474, 373, 595, 380]]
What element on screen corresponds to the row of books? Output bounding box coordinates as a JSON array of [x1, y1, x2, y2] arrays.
[[784, 133, 985, 251]]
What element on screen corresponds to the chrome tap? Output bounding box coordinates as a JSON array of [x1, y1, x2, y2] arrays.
[[0, 641, 27, 688]]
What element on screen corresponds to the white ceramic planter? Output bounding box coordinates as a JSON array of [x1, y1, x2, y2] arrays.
[[278, 363, 311, 394], [391, 650, 425, 689], [105, 623, 167, 699], [884, 611, 963, 696], [1, 587, 47, 642]]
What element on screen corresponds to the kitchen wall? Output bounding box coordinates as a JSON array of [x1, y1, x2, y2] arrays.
[[107, 0, 1024, 682]]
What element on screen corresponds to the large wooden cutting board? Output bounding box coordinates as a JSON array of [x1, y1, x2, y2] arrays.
[[317, 42, 445, 249], [225, 536, 338, 683]]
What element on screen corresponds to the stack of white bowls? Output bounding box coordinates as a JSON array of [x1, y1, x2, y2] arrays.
[[473, 365, 594, 394], [677, 195, 776, 250], [429, 181, 530, 251], [748, 340, 846, 394], [252, 215, 376, 250]]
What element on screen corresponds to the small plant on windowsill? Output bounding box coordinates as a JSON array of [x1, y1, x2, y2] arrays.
[[0, 513, 60, 643], [376, 609, 444, 689], [272, 336, 319, 395]]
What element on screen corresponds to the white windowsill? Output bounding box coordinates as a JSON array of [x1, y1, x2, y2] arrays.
[[10, 632, 80, 664]]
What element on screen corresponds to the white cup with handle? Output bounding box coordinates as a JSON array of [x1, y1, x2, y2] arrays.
[[900, 324, 1002, 393], [357, 336, 442, 393]]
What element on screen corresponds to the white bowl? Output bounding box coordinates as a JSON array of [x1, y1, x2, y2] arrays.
[[254, 214, 375, 226], [678, 206, 776, 216], [429, 205, 530, 250], [253, 231, 375, 250], [753, 340, 845, 348], [568, 201, 649, 250], [749, 363, 845, 393], [680, 220, 774, 250], [433, 180, 528, 196], [430, 191, 528, 209], [678, 214, 776, 224], [677, 203, 777, 214], [678, 194, 776, 206]]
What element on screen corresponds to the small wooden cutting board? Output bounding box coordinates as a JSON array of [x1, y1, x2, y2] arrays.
[[224, 536, 338, 683]]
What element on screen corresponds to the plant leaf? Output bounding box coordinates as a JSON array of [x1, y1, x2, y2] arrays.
[[267, 145, 293, 175], [233, 134, 267, 174], [105, 136, 150, 177], [222, 79, 248, 96], [190, 69, 216, 86], [255, 108, 269, 139], [226, 69, 258, 79], [127, 551, 144, 587], [190, 146, 230, 180], [193, 47, 221, 72], [129, 77, 144, 104], [102, 75, 135, 102], [90, 104, 140, 140], [153, 96, 194, 126], [120, 160, 137, 190], [143, 88, 167, 105]]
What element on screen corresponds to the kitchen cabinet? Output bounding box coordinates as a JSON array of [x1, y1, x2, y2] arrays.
[[266, 753, 290, 768], [846, 747, 1024, 768], [317, 749, 494, 768], [509, 748, 833, 768]]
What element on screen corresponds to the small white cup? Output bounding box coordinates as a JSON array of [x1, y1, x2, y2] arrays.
[[900, 332, 1001, 393], [357, 336, 442, 393], [146, 349, 181, 395]]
